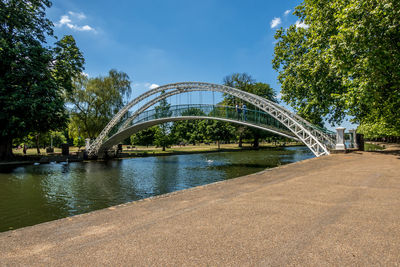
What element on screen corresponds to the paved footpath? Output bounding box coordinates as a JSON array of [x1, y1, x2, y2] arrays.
[[1, 149, 400, 266]]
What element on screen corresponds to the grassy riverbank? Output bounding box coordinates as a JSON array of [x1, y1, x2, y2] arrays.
[[11, 142, 302, 157], [118, 142, 302, 156]]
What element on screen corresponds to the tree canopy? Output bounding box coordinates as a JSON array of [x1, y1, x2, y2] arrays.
[[67, 70, 132, 139], [273, 0, 400, 136], [223, 73, 278, 147], [0, 0, 84, 159]]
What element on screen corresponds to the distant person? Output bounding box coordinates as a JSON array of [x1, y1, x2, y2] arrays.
[[237, 104, 242, 120], [242, 104, 247, 120]]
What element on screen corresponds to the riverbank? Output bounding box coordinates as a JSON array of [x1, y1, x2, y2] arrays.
[[1, 146, 399, 265], [1, 142, 301, 168]]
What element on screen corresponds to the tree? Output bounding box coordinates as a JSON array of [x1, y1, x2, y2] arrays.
[[273, 0, 400, 136], [0, 0, 84, 160], [171, 108, 205, 145], [154, 91, 172, 151], [73, 137, 85, 151], [67, 70, 132, 139], [130, 127, 157, 147], [223, 73, 278, 147], [200, 120, 235, 149]]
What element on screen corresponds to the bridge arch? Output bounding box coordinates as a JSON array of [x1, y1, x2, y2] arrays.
[[101, 115, 300, 152], [88, 82, 334, 157]]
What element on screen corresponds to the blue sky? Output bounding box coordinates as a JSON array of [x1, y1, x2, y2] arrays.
[[48, 0, 355, 130]]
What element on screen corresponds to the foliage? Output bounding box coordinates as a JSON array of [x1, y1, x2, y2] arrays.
[[131, 127, 157, 147], [223, 73, 278, 146], [357, 118, 400, 139], [273, 0, 400, 134], [13, 130, 66, 149], [153, 91, 173, 151], [48, 131, 67, 147], [0, 0, 84, 160], [171, 108, 205, 145], [67, 70, 132, 139], [199, 120, 235, 148], [73, 137, 85, 150], [223, 73, 277, 106]]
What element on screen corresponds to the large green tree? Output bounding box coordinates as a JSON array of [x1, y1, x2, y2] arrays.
[[0, 0, 84, 159], [223, 73, 278, 147], [67, 70, 132, 139], [130, 127, 157, 147], [200, 120, 235, 149], [273, 0, 400, 136]]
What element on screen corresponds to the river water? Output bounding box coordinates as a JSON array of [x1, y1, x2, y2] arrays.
[[0, 146, 314, 232]]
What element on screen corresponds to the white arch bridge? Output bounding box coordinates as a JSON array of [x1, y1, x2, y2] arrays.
[[87, 82, 335, 158]]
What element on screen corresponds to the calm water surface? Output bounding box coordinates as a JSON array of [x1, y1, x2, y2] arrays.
[[0, 146, 314, 232]]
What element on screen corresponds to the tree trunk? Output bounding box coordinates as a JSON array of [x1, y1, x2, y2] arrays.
[[238, 135, 243, 147], [253, 136, 259, 148], [217, 140, 220, 150], [0, 136, 14, 160], [162, 144, 166, 151], [35, 134, 41, 154]]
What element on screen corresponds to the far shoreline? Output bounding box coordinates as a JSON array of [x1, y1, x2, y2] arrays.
[[0, 142, 304, 169]]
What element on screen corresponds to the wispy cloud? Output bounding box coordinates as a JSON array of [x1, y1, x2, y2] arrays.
[[295, 20, 309, 29], [133, 82, 160, 90], [270, 17, 281, 29], [149, 84, 159, 89], [68, 11, 86, 20], [57, 11, 96, 33], [284, 9, 291, 16]]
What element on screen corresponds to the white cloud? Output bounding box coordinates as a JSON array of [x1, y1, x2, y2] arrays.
[[68, 11, 86, 20], [284, 9, 291, 16], [295, 20, 309, 29], [149, 84, 159, 89], [277, 92, 283, 99], [80, 25, 94, 31], [133, 82, 160, 90], [59, 15, 71, 25], [270, 17, 281, 29], [57, 11, 96, 33]]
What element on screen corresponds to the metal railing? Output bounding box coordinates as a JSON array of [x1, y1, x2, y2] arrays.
[[127, 104, 292, 135]]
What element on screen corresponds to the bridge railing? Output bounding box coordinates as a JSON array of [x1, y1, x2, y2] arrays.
[[124, 104, 294, 137]]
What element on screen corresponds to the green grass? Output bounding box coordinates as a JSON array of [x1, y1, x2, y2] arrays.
[[122, 142, 302, 155], [12, 146, 82, 156], [11, 142, 303, 158], [364, 142, 385, 151]]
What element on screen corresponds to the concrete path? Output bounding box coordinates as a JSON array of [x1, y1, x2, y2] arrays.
[[1, 149, 400, 266]]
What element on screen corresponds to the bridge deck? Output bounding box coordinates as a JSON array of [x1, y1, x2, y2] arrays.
[[1, 148, 399, 265]]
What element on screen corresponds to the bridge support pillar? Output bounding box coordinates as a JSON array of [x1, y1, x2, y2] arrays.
[[335, 127, 346, 150], [348, 129, 357, 149]]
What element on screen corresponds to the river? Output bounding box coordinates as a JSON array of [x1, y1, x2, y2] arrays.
[[0, 146, 314, 232]]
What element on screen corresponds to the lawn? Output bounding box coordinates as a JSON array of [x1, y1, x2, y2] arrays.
[[12, 142, 301, 156]]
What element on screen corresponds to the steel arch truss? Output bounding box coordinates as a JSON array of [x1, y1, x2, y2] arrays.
[[87, 82, 335, 157], [101, 116, 299, 152]]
